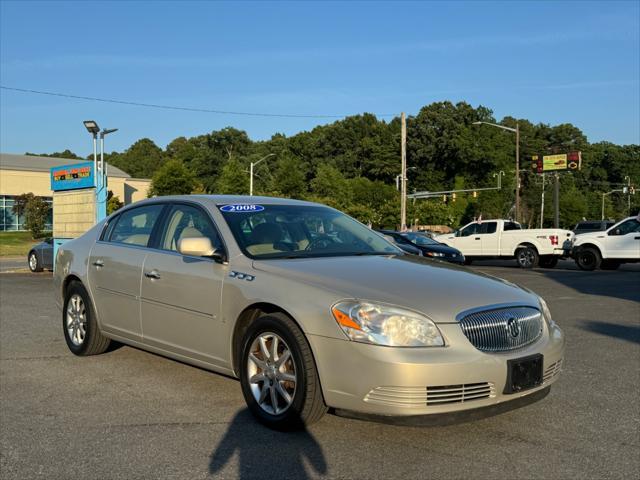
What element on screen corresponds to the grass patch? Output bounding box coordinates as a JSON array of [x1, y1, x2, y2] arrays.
[[0, 231, 49, 257]]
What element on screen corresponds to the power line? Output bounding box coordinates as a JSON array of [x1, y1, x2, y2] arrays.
[[0, 85, 397, 119]]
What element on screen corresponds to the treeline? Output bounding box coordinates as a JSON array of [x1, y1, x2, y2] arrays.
[[34, 101, 639, 228]]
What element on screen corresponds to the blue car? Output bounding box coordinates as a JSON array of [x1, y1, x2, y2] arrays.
[[28, 238, 54, 272]]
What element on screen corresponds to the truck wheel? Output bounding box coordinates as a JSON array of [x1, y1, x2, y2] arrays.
[[576, 248, 601, 271], [516, 247, 539, 269], [539, 256, 558, 269], [239, 312, 327, 430], [600, 260, 620, 270]]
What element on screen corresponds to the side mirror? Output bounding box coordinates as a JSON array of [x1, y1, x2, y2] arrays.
[[178, 237, 224, 261]]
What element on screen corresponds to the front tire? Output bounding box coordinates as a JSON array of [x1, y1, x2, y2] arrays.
[[240, 313, 327, 430], [63, 281, 111, 356], [576, 248, 601, 271], [516, 247, 539, 269], [28, 251, 42, 272]]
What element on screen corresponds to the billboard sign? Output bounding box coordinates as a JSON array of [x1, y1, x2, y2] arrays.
[[531, 151, 581, 174], [50, 162, 95, 191]]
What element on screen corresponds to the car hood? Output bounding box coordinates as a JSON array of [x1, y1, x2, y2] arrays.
[[252, 254, 539, 323]]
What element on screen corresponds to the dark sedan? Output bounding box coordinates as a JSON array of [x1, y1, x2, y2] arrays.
[[378, 230, 465, 264], [28, 238, 53, 272]]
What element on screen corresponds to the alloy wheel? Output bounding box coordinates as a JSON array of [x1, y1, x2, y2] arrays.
[[66, 294, 87, 346], [247, 332, 297, 415], [29, 253, 37, 271]]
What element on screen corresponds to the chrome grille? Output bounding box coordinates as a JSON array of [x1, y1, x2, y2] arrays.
[[459, 306, 543, 352], [364, 382, 494, 408]]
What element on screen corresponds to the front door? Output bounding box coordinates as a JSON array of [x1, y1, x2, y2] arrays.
[[606, 218, 640, 259], [450, 222, 483, 256], [140, 203, 228, 366], [88, 203, 165, 341]]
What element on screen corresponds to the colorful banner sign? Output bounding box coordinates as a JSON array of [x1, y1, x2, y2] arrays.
[[50, 162, 95, 191], [531, 151, 581, 174]]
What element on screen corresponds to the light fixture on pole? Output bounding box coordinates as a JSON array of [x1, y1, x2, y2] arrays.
[[250, 153, 275, 196], [83, 120, 100, 178], [473, 121, 520, 222]]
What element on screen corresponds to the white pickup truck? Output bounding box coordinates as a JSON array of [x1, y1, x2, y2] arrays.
[[572, 215, 640, 270], [435, 219, 574, 268]]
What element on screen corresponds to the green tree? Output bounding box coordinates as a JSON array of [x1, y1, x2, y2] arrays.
[[109, 138, 165, 178], [148, 160, 196, 197], [106, 191, 124, 214], [215, 158, 249, 194], [274, 155, 307, 198], [13, 193, 50, 238]]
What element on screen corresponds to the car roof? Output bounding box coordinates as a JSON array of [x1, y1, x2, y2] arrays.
[[118, 194, 324, 210]]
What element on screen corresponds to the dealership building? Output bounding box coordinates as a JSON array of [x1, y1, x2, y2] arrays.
[[0, 153, 151, 231]]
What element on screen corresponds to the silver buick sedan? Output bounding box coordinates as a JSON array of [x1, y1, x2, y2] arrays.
[[54, 195, 564, 429]]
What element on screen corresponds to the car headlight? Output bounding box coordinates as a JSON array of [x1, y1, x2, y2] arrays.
[[426, 251, 445, 257], [332, 301, 444, 347], [539, 297, 556, 326]]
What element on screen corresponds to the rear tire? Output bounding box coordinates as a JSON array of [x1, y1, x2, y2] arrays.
[[538, 256, 558, 269], [600, 260, 621, 270], [576, 248, 601, 271], [28, 251, 42, 272], [516, 247, 539, 269], [63, 281, 111, 356], [239, 312, 327, 430]]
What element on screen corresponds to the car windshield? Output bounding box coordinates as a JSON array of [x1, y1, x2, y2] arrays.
[[403, 233, 439, 246], [219, 203, 402, 259]]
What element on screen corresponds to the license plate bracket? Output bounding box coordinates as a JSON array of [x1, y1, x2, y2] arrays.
[[504, 354, 543, 394]]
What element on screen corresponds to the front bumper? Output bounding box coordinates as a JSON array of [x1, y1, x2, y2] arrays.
[[308, 322, 564, 417]]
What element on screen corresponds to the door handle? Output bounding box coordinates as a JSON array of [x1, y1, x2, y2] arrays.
[[474, 237, 481, 240], [144, 270, 161, 280], [635, 236, 640, 240], [92, 260, 104, 267]]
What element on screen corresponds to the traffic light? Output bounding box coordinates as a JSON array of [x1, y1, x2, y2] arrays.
[[472, 191, 478, 198], [442, 195, 447, 202], [452, 193, 457, 202]]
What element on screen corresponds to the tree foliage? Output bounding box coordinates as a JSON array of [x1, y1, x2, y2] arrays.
[[37, 101, 638, 229], [12, 193, 50, 238], [148, 160, 196, 197]]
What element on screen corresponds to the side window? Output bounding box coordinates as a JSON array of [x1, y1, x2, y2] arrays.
[[460, 223, 478, 237], [478, 222, 497, 234], [160, 204, 223, 253], [611, 219, 640, 235], [503, 221, 520, 231], [109, 205, 164, 247]]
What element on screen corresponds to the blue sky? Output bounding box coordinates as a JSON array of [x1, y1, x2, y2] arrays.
[[1, 1, 638, 156]]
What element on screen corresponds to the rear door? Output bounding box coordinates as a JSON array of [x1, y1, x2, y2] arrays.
[[478, 221, 499, 255], [140, 202, 228, 366], [88, 203, 165, 341]]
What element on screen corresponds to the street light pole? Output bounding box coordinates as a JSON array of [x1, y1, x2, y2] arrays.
[[472, 121, 520, 222], [400, 112, 407, 231], [249, 153, 275, 196]]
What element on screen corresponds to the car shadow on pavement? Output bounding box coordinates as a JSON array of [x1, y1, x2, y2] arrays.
[[581, 320, 640, 345], [209, 409, 327, 479], [535, 269, 640, 303]]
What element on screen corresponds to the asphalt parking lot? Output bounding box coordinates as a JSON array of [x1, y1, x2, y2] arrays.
[[1, 264, 639, 479]]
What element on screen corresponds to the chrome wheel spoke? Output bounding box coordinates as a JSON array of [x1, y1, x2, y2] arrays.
[[66, 294, 86, 346], [247, 332, 297, 416], [276, 381, 292, 405]]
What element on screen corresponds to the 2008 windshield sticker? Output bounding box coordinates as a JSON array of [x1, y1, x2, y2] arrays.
[[219, 204, 265, 213]]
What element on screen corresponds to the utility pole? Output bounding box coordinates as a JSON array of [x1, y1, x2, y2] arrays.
[[400, 112, 407, 231], [540, 173, 545, 228], [553, 173, 560, 228], [628, 178, 632, 215], [515, 122, 520, 223]]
